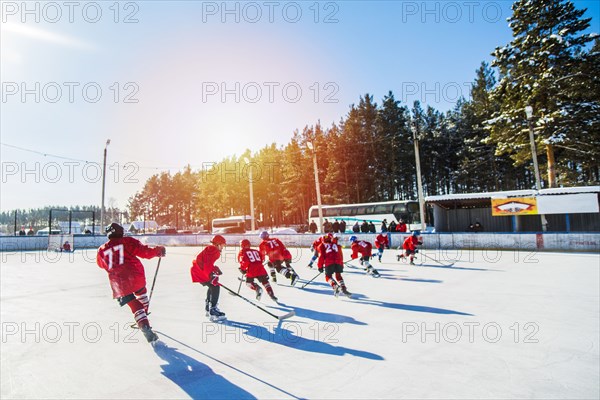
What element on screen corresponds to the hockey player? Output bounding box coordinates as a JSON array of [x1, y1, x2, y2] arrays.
[[191, 235, 227, 322], [401, 231, 423, 265], [258, 231, 299, 285], [349, 236, 380, 277], [374, 233, 389, 262], [62, 241, 72, 252], [97, 223, 166, 343], [238, 239, 278, 301], [307, 235, 324, 268], [317, 234, 351, 297]]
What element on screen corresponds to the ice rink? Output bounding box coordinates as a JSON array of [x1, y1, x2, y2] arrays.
[[1, 245, 599, 399]]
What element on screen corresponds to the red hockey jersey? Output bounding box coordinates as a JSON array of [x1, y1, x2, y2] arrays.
[[402, 236, 422, 251], [259, 238, 288, 262], [97, 237, 162, 298], [375, 233, 389, 249], [317, 242, 343, 268], [238, 248, 267, 278], [350, 240, 372, 259], [190, 245, 221, 283]]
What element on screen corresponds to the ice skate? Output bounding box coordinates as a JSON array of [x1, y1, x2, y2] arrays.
[[341, 287, 353, 298], [290, 273, 299, 286], [333, 283, 341, 298], [209, 306, 226, 322], [255, 286, 263, 301], [140, 325, 159, 343]]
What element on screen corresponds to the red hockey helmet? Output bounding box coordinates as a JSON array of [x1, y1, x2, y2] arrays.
[[240, 239, 251, 249], [211, 234, 226, 246]]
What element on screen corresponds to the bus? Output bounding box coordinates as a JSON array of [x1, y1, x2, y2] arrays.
[[308, 200, 424, 233], [211, 215, 253, 234]]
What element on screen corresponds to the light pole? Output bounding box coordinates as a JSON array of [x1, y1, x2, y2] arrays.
[[524, 106, 547, 231], [411, 123, 427, 232], [524, 106, 542, 191], [243, 157, 256, 232], [307, 141, 324, 233], [100, 139, 111, 231]]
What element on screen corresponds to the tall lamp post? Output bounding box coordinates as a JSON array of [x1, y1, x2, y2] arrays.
[[307, 141, 324, 233], [243, 157, 256, 232], [100, 139, 111, 231], [411, 122, 427, 232], [524, 106, 547, 231]]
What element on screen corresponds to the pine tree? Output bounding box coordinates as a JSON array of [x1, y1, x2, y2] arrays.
[[375, 91, 411, 200], [488, 0, 599, 187]]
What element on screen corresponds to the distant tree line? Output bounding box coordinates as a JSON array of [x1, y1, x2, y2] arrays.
[[3, 1, 598, 231], [127, 0, 599, 229]]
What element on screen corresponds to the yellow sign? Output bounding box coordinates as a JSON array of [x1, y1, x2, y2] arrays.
[[492, 197, 538, 216]]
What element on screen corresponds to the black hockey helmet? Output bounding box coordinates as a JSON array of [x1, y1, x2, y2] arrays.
[[105, 223, 124, 239]]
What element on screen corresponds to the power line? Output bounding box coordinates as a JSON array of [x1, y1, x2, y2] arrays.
[[1, 142, 95, 164], [0, 142, 196, 171]]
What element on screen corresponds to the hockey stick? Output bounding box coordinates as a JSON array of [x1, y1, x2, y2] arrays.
[[344, 261, 379, 277], [344, 261, 366, 271], [300, 271, 323, 288], [229, 275, 246, 296], [130, 257, 161, 329], [420, 252, 454, 267], [220, 284, 295, 320], [147, 257, 162, 312], [237, 273, 245, 294]]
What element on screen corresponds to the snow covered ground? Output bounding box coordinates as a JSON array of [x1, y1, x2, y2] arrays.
[[1, 246, 598, 399]]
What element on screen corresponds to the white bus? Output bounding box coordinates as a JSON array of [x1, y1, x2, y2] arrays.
[[308, 200, 424, 232], [211, 215, 253, 234]]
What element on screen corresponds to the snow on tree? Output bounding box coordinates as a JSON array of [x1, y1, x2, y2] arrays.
[[487, 0, 599, 187]]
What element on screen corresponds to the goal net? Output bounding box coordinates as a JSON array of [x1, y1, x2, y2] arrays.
[[48, 234, 74, 252]]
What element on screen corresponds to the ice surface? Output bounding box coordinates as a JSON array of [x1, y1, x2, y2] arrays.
[[1, 247, 598, 399]]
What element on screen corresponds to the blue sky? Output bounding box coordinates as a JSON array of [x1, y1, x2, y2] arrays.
[[1, 0, 598, 211]]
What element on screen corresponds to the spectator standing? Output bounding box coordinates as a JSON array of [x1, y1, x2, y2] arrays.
[[332, 220, 340, 233], [396, 219, 407, 233], [339, 220, 347, 233], [381, 219, 388, 233], [388, 220, 397, 232], [360, 221, 369, 233], [368, 222, 376, 233]]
